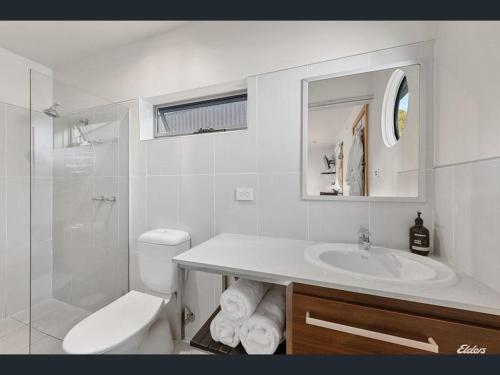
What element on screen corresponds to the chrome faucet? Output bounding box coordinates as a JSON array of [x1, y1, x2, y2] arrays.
[[358, 227, 371, 251]]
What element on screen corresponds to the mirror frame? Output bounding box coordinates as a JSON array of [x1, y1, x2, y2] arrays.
[[301, 41, 433, 203]]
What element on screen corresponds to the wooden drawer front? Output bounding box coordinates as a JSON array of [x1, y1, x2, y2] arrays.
[[291, 293, 500, 354]]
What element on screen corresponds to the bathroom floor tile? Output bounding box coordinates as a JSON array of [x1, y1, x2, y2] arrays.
[[30, 305, 90, 340], [30, 334, 65, 354], [11, 298, 91, 340], [0, 317, 24, 339], [0, 325, 45, 354], [11, 298, 62, 324]]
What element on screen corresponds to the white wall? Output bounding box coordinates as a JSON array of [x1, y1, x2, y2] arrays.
[[0, 47, 51, 108], [0, 47, 52, 319], [54, 21, 500, 337], [56, 21, 437, 102], [433, 22, 500, 292]]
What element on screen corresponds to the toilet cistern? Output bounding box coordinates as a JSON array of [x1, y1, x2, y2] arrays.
[[358, 227, 371, 251]]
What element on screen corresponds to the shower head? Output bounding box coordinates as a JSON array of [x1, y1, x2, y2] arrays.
[[43, 102, 62, 118]]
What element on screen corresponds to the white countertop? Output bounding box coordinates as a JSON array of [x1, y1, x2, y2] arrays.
[[173, 233, 500, 316]]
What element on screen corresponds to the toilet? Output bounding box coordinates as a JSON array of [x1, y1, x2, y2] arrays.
[[62, 229, 190, 354]]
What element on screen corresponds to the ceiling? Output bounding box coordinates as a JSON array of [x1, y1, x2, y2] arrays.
[[0, 21, 188, 68]]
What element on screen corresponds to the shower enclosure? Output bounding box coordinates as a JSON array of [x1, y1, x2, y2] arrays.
[[0, 71, 128, 354]]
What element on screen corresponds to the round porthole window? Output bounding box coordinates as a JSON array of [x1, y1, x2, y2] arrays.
[[381, 69, 409, 148]]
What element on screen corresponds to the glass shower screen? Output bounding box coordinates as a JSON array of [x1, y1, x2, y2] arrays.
[[29, 70, 129, 354]]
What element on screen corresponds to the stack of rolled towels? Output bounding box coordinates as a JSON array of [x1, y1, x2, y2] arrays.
[[209, 278, 285, 354]]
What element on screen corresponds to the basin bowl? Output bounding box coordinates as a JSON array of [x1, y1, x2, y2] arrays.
[[305, 243, 458, 288]]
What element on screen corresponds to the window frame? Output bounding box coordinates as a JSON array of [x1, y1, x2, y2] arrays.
[[393, 76, 409, 141], [153, 93, 248, 138]]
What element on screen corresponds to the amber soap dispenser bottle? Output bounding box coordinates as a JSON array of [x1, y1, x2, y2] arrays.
[[409, 211, 430, 256]]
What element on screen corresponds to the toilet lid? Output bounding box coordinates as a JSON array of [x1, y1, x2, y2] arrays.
[[63, 291, 164, 354]]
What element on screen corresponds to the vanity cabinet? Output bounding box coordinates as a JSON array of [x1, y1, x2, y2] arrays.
[[287, 283, 500, 354]]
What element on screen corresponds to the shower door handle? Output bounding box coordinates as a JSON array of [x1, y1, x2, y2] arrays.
[[105, 196, 117, 203], [92, 195, 105, 201]]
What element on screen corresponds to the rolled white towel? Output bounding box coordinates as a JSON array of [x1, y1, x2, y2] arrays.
[[239, 286, 286, 354], [220, 279, 269, 323], [210, 311, 241, 348]]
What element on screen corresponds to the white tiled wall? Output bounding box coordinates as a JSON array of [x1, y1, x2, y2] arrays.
[[434, 160, 500, 293], [0, 104, 53, 319], [432, 22, 500, 294], [126, 67, 431, 339], [0, 48, 52, 322]]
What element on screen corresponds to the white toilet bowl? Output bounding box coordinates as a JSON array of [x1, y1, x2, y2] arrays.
[[63, 291, 174, 354], [63, 229, 190, 355]]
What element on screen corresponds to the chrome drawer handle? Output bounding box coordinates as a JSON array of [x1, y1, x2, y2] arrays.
[[305, 312, 439, 353]]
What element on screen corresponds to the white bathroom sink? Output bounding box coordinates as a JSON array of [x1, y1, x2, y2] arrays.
[[304, 243, 458, 288]]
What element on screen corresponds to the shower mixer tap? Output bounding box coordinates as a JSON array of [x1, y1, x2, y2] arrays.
[[92, 195, 117, 203]]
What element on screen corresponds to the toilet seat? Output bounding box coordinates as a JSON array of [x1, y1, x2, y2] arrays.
[[63, 291, 164, 354]]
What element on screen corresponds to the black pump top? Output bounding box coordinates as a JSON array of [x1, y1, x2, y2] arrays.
[[415, 211, 423, 226]]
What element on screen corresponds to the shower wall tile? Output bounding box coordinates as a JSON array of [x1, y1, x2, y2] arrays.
[[51, 104, 129, 313], [31, 177, 53, 244], [93, 176, 119, 250], [0, 54, 53, 319], [31, 240, 52, 304], [5, 106, 30, 177], [118, 176, 129, 252], [52, 256, 72, 304], [0, 177, 5, 249], [0, 104, 5, 177], [71, 245, 117, 311], [129, 176, 147, 253], [119, 112, 130, 178], [31, 113, 53, 178], [5, 181, 29, 316], [0, 177, 5, 318], [6, 177, 30, 254], [94, 141, 119, 177]]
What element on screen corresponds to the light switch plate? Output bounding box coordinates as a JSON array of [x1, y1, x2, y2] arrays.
[[235, 187, 254, 201]]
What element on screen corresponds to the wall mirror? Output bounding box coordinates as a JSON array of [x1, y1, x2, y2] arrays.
[[302, 64, 421, 200]]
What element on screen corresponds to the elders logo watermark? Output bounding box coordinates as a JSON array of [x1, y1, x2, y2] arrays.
[[456, 344, 487, 354]]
